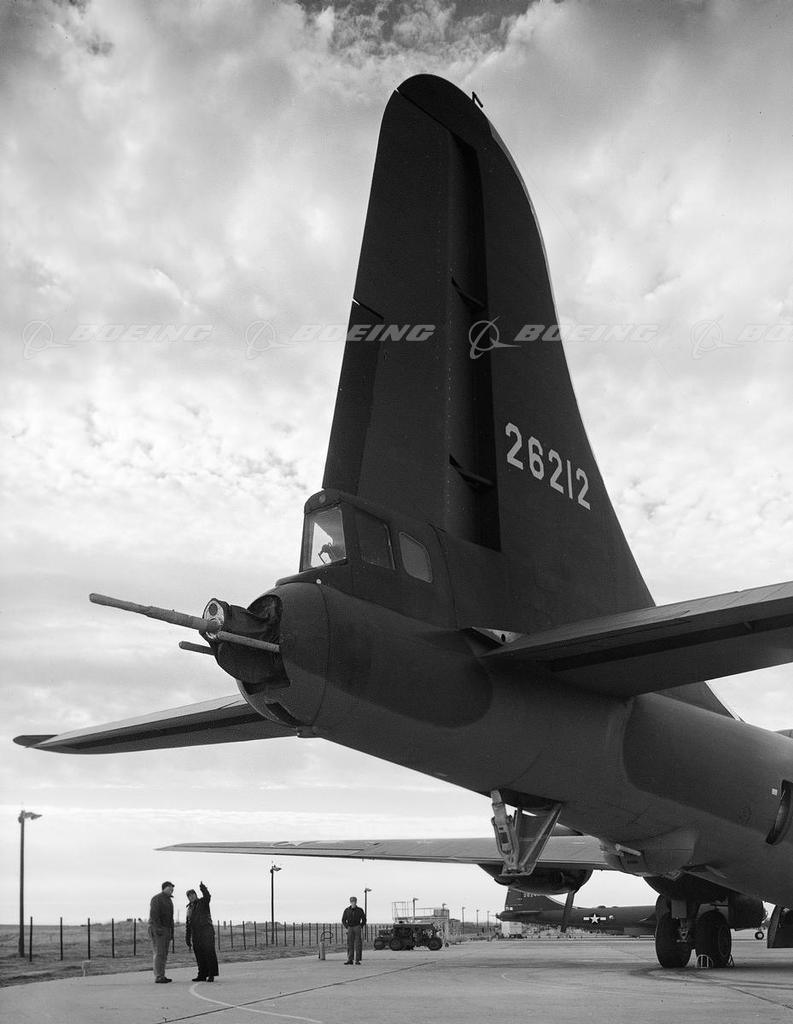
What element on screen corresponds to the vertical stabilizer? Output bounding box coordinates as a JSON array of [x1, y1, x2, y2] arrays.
[[503, 889, 561, 915], [324, 76, 651, 630]]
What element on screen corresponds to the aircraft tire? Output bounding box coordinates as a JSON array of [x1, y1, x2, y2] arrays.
[[694, 910, 731, 967], [427, 936, 443, 951], [654, 913, 692, 968]]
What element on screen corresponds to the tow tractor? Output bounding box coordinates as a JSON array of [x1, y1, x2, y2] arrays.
[[373, 903, 448, 951], [373, 922, 443, 951]]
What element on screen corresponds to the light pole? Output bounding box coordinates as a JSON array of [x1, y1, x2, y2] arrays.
[[476, 909, 479, 930], [461, 906, 466, 936], [364, 887, 371, 917], [270, 864, 281, 936], [18, 811, 42, 957]]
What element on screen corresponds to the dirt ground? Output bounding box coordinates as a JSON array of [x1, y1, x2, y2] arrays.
[[0, 923, 349, 987]]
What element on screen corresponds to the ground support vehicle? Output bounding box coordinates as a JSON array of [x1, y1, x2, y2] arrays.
[[373, 923, 443, 951]]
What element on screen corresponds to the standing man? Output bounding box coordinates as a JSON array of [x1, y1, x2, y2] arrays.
[[149, 881, 175, 983], [342, 895, 366, 965], [186, 882, 219, 982]]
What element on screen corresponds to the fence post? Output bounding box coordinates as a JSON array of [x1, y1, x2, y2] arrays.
[[0, 916, 391, 963]]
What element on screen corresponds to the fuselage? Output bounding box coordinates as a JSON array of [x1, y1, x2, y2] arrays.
[[246, 577, 793, 910], [500, 900, 656, 935]]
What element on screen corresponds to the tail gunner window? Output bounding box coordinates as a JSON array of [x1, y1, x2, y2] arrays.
[[399, 532, 433, 582], [355, 510, 394, 569], [302, 506, 346, 569]]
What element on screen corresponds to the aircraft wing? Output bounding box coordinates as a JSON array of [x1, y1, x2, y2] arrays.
[[13, 694, 296, 754], [18, 579, 790, 755], [159, 833, 614, 870], [482, 580, 793, 700]]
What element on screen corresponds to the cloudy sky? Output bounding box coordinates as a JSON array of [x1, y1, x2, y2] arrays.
[[1, 0, 792, 928]]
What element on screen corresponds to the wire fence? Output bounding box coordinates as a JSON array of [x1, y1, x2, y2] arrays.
[[4, 919, 387, 964]]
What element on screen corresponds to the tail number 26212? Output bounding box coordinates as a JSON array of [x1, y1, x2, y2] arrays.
[[505, 422, 591, 511]]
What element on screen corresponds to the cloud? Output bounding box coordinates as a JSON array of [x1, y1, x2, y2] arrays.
[[2, 0, 792, 924]]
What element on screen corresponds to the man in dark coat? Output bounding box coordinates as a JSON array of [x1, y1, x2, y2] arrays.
[[148, 881, 175, 983], [342, 895, 367, 964], [186, 881, 219, 982]]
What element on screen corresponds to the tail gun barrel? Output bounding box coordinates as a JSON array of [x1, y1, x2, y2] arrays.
[[89, 592, 220, 633], [88, 593, 280, 654]]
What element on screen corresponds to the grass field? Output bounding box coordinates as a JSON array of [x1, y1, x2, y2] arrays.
[[0, 921, 361, 987]]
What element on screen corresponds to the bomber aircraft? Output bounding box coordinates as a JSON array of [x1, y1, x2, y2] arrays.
[[15, 74, 793, 970], [498, 888, 656, 937]]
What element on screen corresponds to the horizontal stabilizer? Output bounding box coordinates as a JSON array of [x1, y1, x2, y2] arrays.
[[483, 581, 793, 699], [159, 833, 613, 870], [13, 694, 295, 754]]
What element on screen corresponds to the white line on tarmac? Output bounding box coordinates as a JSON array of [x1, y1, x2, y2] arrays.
[[188, 984, 323, 1023]]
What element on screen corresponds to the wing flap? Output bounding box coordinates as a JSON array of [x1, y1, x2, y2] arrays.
[[483, 581, 793, 700], [13, 694, 296, 754], [159, 834, 613, 870]]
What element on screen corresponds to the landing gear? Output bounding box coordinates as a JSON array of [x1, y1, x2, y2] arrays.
[[655, 908, 732, 968], [695, 910, 732, 967], [654, 914, 692, 968], [650, 885, 747, 967], [490, 791, 563, 880]]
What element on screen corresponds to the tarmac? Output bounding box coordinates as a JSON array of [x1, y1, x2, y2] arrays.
[[2, 936, 793, 1024]]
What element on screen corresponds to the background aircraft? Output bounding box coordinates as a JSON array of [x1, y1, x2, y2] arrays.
[[498, 889, 656, 937], [15, 74, 793, 970], [497, 890, 768, 942]]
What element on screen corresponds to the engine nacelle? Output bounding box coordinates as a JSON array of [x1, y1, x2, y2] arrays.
[[646, 873, 729, 904], [726, 894, 765, 930], [647, 875, 764, 928], [478, 864, 592, 895]]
